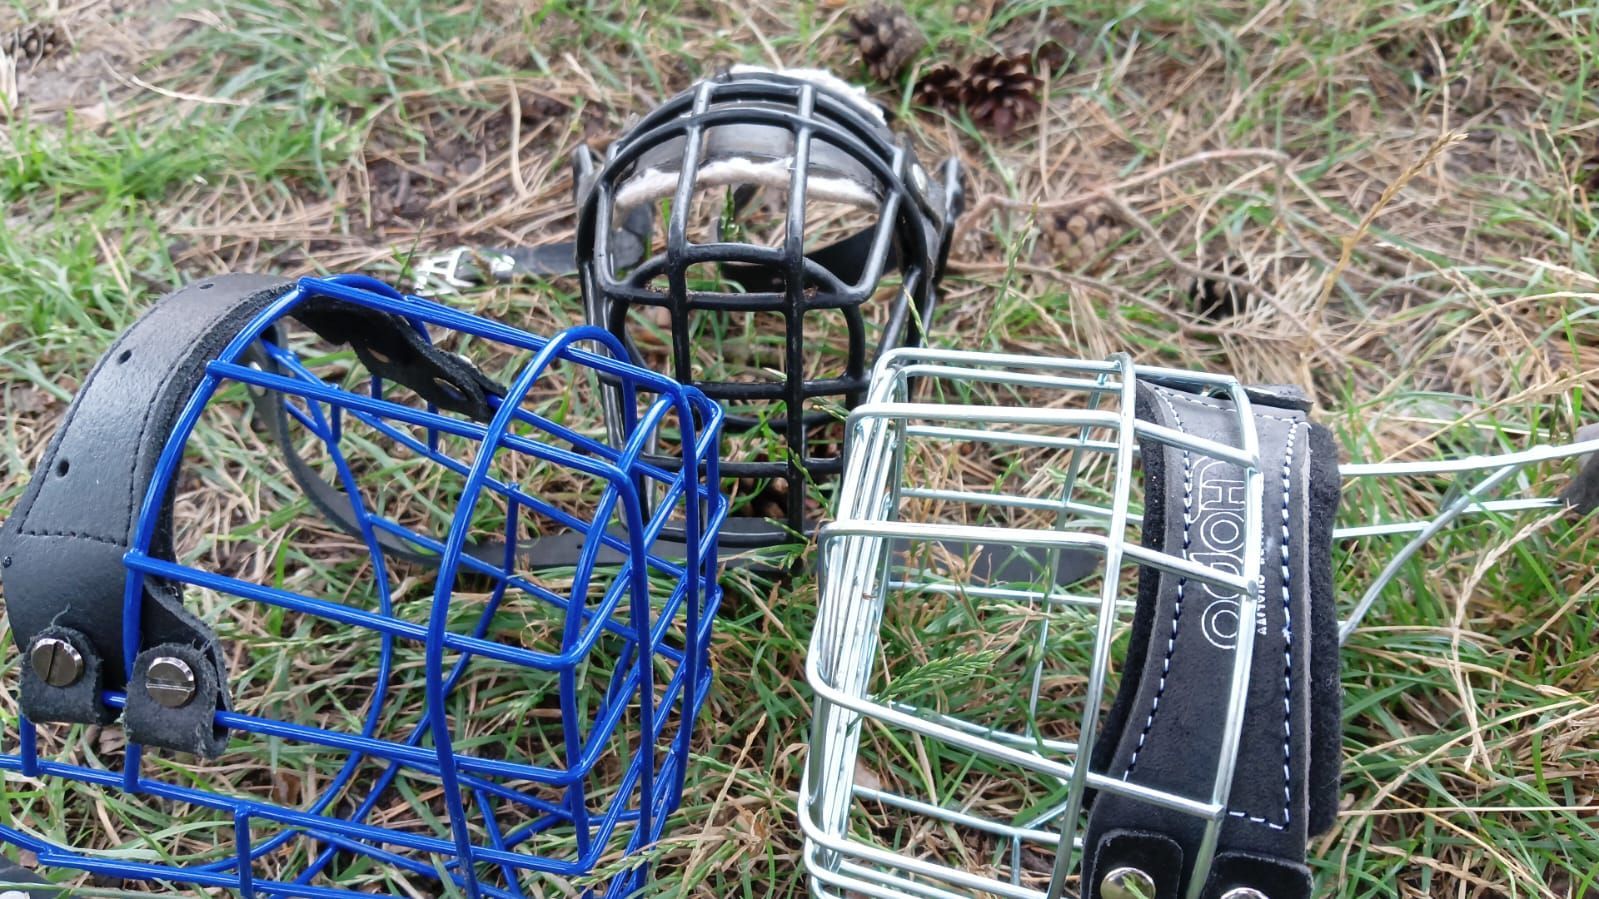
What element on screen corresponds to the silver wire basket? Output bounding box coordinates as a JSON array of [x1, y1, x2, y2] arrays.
[[798, 346, 1596, 899]]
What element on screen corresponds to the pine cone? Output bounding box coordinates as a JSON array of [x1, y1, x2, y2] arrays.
[[951, 3, 991, 27], [912, 60, 963, 109], [3, 23, 62, 67], [1033, 22, 1082, 75], [1188, 261, 1251, 321], [995, 18, 1081, 76], [517, 91, 567, 123], [1043, 202, 1122, 272], [846, 3, 926, 84], [959, 52, 1042, 136]]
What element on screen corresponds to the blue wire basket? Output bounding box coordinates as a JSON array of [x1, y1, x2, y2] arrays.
[[0, 274, 726, 897]]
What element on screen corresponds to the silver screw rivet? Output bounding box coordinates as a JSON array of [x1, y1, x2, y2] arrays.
[[910, 163, 929, 195], [1220, 890, 1270, 899], [245, 361, 268, 398], [29, 637, 83, 688], [1101, 867, 1158, 899], [145, 656, 197, 709]]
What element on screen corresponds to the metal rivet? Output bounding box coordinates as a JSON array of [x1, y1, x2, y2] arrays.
[[29, 637, 83, 688], [1101, 867, 1157, 899], [246, 361, 267, 398], [910, 162, 929, 195], [1220, 890, 1270, 899], [145, 656, 197, 709]]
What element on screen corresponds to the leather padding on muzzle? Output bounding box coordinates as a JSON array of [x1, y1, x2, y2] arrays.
[[1084, 381, 1343, 899]]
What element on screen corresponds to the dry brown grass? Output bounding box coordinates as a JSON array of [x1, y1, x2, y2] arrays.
[[2, 0, 1598, 896]]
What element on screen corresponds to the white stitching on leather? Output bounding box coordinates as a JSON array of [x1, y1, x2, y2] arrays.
[[1152, 391, 1304, 423], [1123, 388, 1193, 777], [1225, 419, 1300, 831], [1134, 386, 1298, 831], [1278, 423, 1299, 826]]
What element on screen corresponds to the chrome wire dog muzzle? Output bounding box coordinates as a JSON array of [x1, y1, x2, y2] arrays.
[[799, 347, 1596, 899]]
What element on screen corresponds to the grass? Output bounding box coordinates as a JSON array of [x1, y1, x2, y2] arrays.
[[1, 0, 1597, 897]]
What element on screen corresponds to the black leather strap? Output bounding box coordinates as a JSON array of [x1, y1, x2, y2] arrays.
[[0, 274, 507, 756], [0, 861, 71, 895], [1084, 381, 1342, 898]]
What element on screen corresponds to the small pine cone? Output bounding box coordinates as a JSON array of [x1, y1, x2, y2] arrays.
[[1033, 22, 1082, 75], [517, 91, 567, 123], [959, 52, 1042, 137], [1188, 261, 1252, 321], [6, 23, 62, 66], [846, 3, 926, 84], [911, 60, 963, 109], [1044, 202, 1122, 271], [951, 3, 991, 27], [995, 18, 1081, 75]]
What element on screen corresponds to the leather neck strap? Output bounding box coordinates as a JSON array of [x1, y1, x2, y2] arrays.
[[0, 274, 505, 757], [1083, 381, 1343, 899]]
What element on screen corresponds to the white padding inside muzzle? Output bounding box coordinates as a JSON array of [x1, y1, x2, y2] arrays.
[[614, 156, 879, 213], [613, 67, 889, 214], [727, 65, 886, 124]]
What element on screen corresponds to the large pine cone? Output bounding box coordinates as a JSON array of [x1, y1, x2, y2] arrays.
[[959, 52, 1042, 136], [846, 3, 926, 83]]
